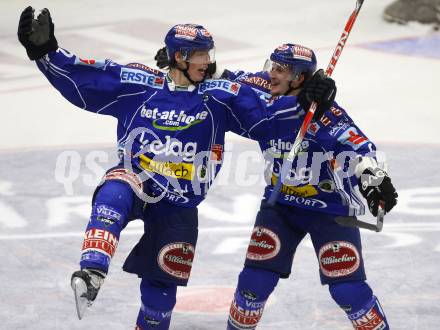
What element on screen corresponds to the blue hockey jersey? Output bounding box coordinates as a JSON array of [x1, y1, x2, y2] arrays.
[[36, 49, 298, 207], [231, 70, 377, 216]]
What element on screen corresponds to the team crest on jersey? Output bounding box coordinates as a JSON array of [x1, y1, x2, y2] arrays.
[[198, 79, 241, 95], [120, 67, 164, 89]]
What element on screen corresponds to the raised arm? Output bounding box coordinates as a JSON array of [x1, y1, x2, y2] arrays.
[[17, 7, 150, 115]]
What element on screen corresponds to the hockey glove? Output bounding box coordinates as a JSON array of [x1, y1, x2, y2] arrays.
[[298, 69, 336, 121], [18, 6, 58, 60], [359, 168, 398, 216]]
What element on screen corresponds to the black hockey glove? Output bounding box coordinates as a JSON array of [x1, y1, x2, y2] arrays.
[[18, 6, 58, 60], [154, 46, 169, 69], [359, 168, 398, 216], [298, 69, 336, 121]]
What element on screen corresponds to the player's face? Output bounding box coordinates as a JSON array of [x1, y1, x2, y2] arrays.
[[187, 50, 212, 82], [269, 63, 296, 96]]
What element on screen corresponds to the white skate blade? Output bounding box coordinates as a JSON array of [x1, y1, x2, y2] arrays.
[[72, 277, 91, 320]]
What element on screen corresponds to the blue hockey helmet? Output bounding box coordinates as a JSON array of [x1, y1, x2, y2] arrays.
[[264, 43, 317, 80], [164, 24, 215, 65]]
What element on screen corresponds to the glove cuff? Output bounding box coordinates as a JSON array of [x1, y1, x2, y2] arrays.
[[27, 37, 58, 60], [354, 156, 379, 178]]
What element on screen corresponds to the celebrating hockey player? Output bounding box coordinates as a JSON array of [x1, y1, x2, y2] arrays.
[[17, 7, 336, 329], [226, 44, 398, 330]]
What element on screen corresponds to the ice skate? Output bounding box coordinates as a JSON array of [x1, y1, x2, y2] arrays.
[[71, 269, 105, 320]]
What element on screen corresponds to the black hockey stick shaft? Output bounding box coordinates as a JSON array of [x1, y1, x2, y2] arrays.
[[335, 202, 385, 232], [268, 0, 365, 205]]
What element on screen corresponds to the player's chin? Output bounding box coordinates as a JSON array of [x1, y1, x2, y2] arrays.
[[270, 86, 283, 96], [192, 70, 207, 82]]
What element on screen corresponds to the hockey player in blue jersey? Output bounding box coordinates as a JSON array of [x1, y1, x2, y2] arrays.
[[17, 7, 336, 329], [226, 44, 398, 330]]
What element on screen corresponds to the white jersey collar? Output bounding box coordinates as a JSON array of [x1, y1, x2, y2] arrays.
[[166, 73, 197, 92]]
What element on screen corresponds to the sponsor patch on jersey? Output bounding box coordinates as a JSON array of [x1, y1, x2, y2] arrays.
[[157, 242, 194, 280], [74, 57, 107, 68], [163, 191, 190, 204], [210, 144, 223, 161], [139, 154, 195, 181], [246, 226, 281, 261], [140, 106, 208, 131], [320, 115, 332, 126], [139, 135, 197, 162], [318, 179, 336, 193], [93, 204, 122, 227], [239, 74, 271, 92], [82, 229, 119, 259], [198, 79, 241, 95], [329, 119, 350, 137], [94, 205, 122, 221], [318, 241, 360, 278], [350, 305, 387, 330], [282, 184, 318, 197], [283, 195, 328, 208], [268, 139, 308, 154], [120, 67, 164, 89], [126, 62, 162, 75], [337, 127, 369, 150], [307, 122, 321, 136], [330, 106, 343, 117], [271, 175, 318, 197]]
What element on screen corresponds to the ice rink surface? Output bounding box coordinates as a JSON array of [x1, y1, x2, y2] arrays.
[[0, 0, 439, 329]]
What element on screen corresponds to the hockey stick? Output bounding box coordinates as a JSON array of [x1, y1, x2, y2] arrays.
[[267, 0, 365, 205], [335, 201, 385, 232]]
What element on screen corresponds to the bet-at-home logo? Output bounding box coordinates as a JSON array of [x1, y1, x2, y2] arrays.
[[269, 139, 309, 156], [141, 106, 208, 131]]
